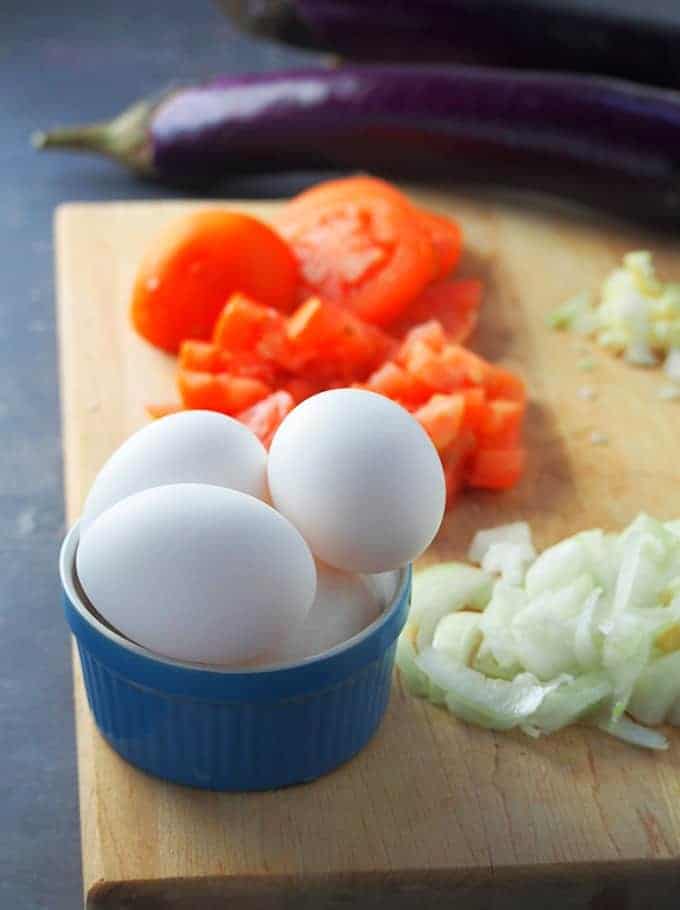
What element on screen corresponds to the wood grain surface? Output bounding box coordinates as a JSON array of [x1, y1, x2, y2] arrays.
[[56, 192, 680, 908]]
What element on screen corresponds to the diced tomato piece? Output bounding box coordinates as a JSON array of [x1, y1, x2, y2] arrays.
[[280, 377, 321, 403], [465, 448, 526, 490], [399, 319, 447, 353], [442, 430, 476, 500], [286, 297, 395, 382], [213, 293, 284, 351], [414, 393, 465, 453], [478, 399, 524, 449], [146, 402, 184, 419], [178, 370, 271, 415], [179, 340, 280, 384], [417, 211, 463, 280], [485, 366, 527, 405], [363, 361, 432, 408], [179, 340, 228, 373], [440, 344, 492, 386], [400, 341, 466, 393], [238, 391, 295, 448], [392, 278, 483, 343], [460, 387, 488, 433]]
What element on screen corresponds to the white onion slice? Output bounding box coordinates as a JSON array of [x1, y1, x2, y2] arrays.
[[399, 513, 680, 750]]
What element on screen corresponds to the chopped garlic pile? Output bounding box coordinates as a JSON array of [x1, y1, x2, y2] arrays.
[[397, 515, 680, 749], [549, 251, 680, 374]]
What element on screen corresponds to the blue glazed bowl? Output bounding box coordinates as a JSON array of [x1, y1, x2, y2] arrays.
[[60, 522, 411, 791]]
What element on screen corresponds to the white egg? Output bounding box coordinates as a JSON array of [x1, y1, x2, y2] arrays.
[[80, 410, 267, 533], [76, 483, 316, 666], [366, 570, 401, 605], [267, 389, 446, 573], [262, 562, 391, 664]]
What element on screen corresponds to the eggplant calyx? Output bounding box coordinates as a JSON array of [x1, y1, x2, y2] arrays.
[[32, 96, 158, 175]]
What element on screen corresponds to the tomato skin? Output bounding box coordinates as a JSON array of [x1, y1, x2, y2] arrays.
[[276, 177, 437, 326], [131, 211, 299, 353], [465, 448, 526, 490], [177, 370, 271, 415], [392, 278, 482, 343]]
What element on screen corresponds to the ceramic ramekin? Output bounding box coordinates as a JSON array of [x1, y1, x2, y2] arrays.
[[60, 521, 411, 791]]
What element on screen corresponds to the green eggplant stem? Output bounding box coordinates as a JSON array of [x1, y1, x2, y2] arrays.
[[32, 97, 158, 175]]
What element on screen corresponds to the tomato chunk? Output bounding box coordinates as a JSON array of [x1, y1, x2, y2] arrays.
[[178, 370, 271, 415]]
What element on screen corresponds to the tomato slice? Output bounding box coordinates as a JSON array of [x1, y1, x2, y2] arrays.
[[417, 211, 463, 279], [276, 176, 437, 326], [131, 210, 298, 353]]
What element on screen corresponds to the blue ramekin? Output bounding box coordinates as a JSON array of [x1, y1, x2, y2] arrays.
[[60, 521, 411, 791]]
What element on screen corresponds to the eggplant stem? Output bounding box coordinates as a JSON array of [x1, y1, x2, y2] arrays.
[[32, 97, 158, 175]]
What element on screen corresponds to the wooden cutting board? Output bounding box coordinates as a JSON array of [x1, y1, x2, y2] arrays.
[[56, 190, 680, 909]]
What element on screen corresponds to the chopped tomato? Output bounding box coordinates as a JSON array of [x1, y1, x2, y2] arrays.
[[280, 377, 322, 404], [417, 211, 463, 279], [478, 399, 524, 449], [460, 387, 488, 433], [179, 340, 228, 373], [179, 339, 279, 384], [146, 402, 184, 419], [465, 448, 526, 490], [363, 361, 432, 408], [392, 278, 482, 343], [400, 340, 461, 392], [237, 391, 295, 448], [213, 294, 301, 372], [131, 210, 298, 352], [275, 176, 437, 326], [178, 370, 271, 415], [414, 393, 466, 452], [440, 344, 492, 387], [485, 366, 527, 405], [442, 430, 477, 500], [399, 319, 448, 353], [286, 297, 395, 381]]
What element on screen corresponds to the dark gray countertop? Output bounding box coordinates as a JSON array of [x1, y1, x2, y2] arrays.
[[0, 3, 311, 907], [3, 1, 680, 907]]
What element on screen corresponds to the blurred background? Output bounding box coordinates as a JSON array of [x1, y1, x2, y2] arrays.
[[2, 1, 679, 906]]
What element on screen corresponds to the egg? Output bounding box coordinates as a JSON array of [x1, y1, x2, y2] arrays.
[[76, 483, 317, 666], [267, 389, 446, 573], [80, 410, 267, 533], [258, 562, 395, 664]]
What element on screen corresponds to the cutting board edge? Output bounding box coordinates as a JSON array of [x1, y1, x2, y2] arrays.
[[85, 859, 680, 909]]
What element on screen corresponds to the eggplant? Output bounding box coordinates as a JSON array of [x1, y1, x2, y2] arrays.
[[34, 65, 680, 226], [221, 0, 680, 90]]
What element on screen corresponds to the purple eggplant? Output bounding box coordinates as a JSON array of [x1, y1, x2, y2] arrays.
[[34, 65, 680, 225], [221, 0, 680, 89]]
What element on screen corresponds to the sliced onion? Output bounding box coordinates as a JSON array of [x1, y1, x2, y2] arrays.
[[527, 672, 610, 734], [664, 348, 680, 382], [595, 714, 668, 750], [432, 612, 482, 666], [409, 563, 493, 653], [416, 647, 551, 731], [398, 513, 680, 750], [468, 522, 534, 565]]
